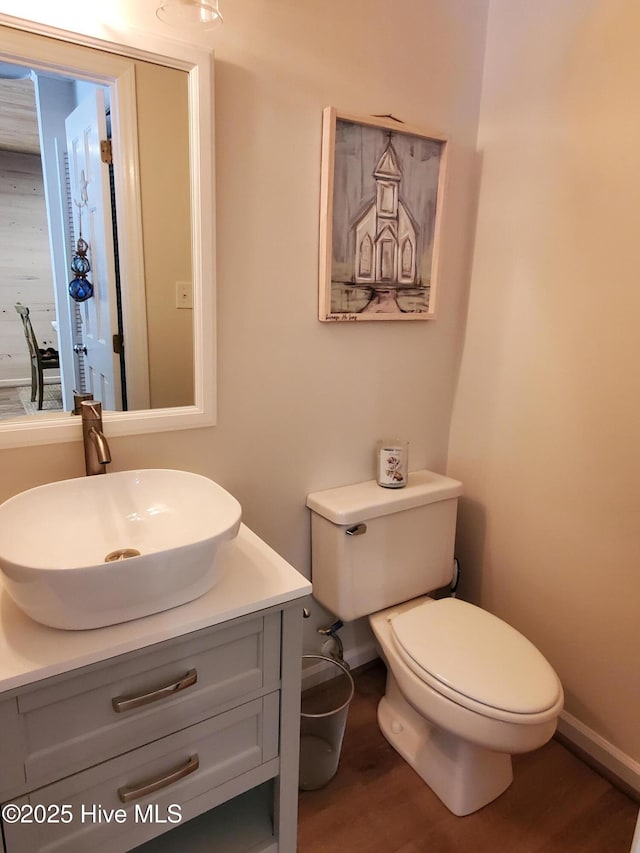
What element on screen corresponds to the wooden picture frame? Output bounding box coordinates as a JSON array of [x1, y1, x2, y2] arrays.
[[318, 107, 448, 322]]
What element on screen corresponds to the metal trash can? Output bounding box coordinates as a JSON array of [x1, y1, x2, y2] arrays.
[[299, 654, 355, 791]]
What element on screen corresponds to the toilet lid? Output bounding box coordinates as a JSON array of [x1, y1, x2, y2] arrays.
[[390, 598, 561, 715]]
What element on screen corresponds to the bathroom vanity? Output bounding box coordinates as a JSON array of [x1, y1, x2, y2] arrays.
[[0, 525, 311, 853]]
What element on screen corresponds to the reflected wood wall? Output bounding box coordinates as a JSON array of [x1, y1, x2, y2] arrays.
[[0, 148, 56, 385]]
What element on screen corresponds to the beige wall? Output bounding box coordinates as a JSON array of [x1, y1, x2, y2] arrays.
[[448, 0, 640, 767]]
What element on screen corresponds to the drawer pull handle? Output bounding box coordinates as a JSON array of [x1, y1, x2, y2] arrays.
[[112, 669, 198, 713], [118, 753, 200, 803]]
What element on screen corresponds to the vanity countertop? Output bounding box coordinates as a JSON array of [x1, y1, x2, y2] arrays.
[[0, 523, 311, 694]]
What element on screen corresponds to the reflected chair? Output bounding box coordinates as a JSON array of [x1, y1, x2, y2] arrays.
[[14, 303, 60, 410]]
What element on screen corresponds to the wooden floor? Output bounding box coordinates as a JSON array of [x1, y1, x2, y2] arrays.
[[298, 661, 638, 853], [0, 384, 26, 419], [0, 383, 63, 420]]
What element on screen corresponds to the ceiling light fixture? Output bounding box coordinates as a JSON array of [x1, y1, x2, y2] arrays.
[[156, 0, 223, 29]]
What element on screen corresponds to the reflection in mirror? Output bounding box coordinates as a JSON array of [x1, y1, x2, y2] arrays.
[[0, 27, 193, 420], [0, 13, 215, 448]]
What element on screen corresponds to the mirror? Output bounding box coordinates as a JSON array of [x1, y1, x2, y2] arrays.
[[0, 12, 215, 448]]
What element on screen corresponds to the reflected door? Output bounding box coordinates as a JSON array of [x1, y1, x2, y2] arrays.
[[65, 89, 121, 410]]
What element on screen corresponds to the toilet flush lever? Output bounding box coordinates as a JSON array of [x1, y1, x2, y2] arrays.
[[345, 523, 367, 536]]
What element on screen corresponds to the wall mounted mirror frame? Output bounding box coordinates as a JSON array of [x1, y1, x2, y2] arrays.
[[0, 11, 215, 449]]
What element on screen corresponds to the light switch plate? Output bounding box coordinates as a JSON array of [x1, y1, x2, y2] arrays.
[[175, 280, 193, 309]]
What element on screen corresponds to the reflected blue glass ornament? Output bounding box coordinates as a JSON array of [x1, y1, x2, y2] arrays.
[[68, 237, 93, 303], [71, 254, 91, 276], [69, 276, 94, 302]]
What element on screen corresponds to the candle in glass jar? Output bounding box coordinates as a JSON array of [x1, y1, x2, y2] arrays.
[[376, 440, 408, 488]]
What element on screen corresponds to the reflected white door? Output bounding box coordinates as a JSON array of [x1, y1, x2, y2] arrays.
[[65, 89, 121, 410]]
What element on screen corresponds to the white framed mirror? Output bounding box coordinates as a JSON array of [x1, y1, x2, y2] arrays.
[[0, 11, 215, 448]]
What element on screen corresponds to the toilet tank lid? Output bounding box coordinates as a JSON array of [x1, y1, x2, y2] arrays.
[[306, 470, 463, 525]]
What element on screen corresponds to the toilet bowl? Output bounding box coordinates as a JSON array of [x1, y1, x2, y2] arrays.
[[307, 470, 564, 815], [369, 596, 563, 815]]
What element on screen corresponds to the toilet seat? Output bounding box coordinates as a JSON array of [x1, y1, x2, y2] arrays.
[[390, 598, 563, 723]]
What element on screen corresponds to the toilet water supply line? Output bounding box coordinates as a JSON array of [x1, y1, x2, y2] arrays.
[[303, 608, 348, 666], [318, 619, 346, 664]]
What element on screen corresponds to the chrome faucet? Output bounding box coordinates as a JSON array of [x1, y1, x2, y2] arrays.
[[81, 401, 112, 476]]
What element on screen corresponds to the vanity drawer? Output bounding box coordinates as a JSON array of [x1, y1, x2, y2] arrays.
[[16, 612, 281, 790], [3, 692, 280, 853]]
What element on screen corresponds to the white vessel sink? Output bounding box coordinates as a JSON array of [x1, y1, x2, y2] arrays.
[[0, 469, 242, 630]]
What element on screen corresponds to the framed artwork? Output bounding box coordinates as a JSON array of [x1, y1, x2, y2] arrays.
[[318, 107, 448, 322]]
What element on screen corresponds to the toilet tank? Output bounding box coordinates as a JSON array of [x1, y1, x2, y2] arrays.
[[307, 470, 463, 622]]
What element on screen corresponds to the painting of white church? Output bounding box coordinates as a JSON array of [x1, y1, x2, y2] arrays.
[[319, 110, 447, 321]]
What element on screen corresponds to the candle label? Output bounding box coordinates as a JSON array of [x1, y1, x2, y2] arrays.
[[377, 444, 407, 488]]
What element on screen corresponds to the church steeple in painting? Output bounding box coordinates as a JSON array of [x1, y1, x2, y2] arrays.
[[353, 136, 418, 287]]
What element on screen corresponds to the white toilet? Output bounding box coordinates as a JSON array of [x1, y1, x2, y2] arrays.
[[307, 470, 563, 816]]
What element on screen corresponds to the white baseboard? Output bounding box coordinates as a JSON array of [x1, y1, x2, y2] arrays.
[[557, 710, 640, 798], [301, 641, 378, 691], [344, 640, 378, 672], [632, 813, 640, 853], [631, 812, 640, 853]]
